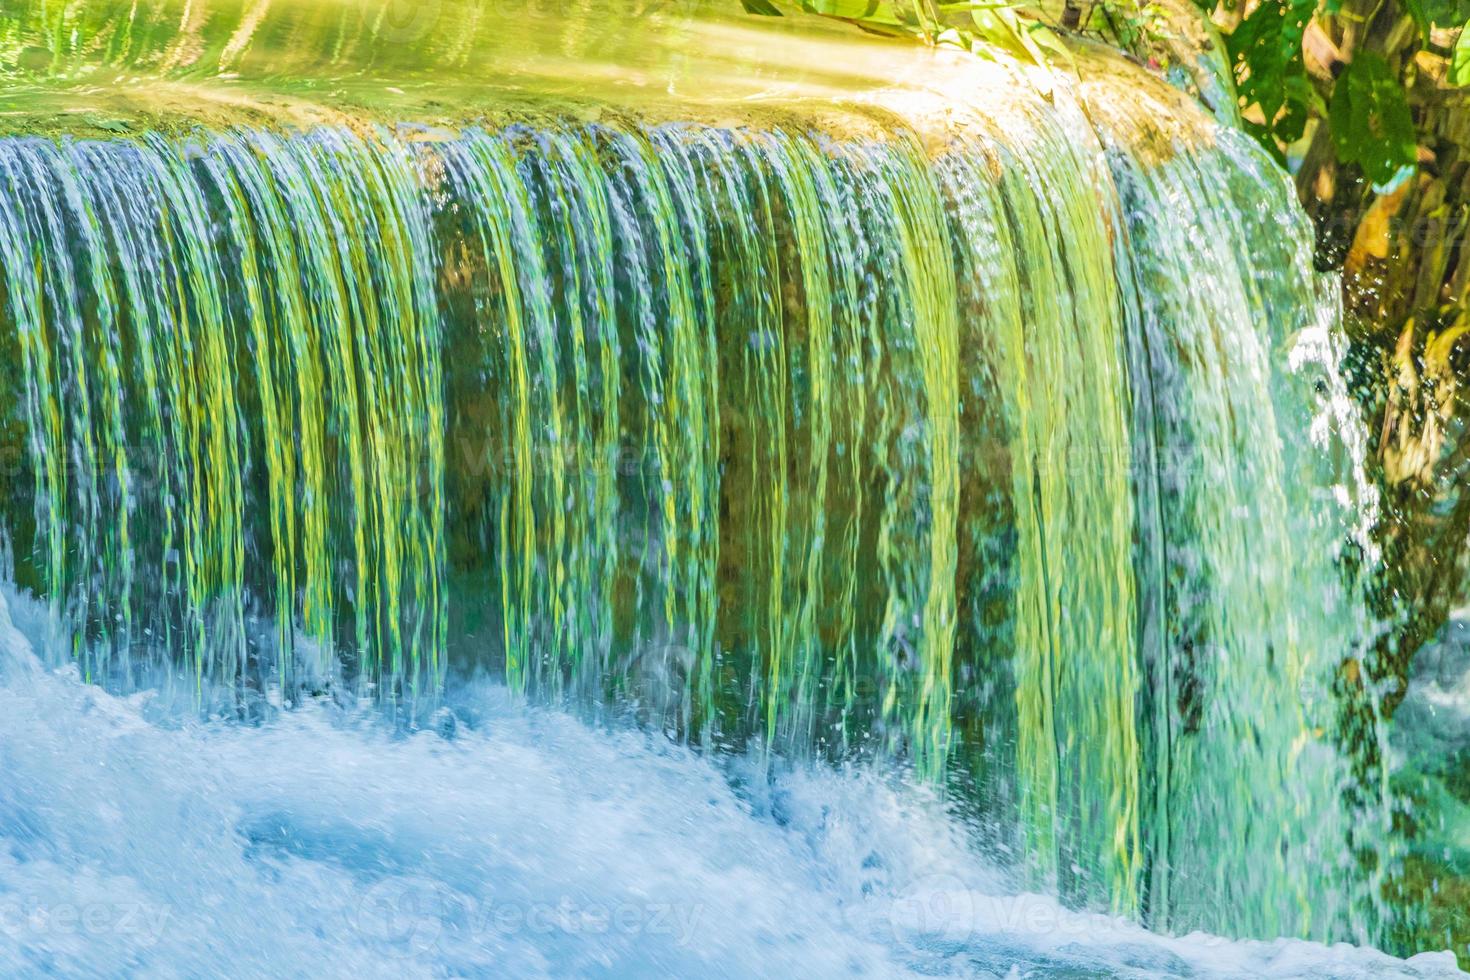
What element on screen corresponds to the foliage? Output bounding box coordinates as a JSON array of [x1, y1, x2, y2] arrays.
[[1091, 1, 1177, 53], [1328, 51, 1417, 183], [1225, 0, 1319, 154], [1211, 0, 1461, 178], [1401, 0, 1470, 38], [1452, 22, 1470, 84]]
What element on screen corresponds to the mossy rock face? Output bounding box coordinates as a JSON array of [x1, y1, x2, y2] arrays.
[[0, 0, 913, 135], [0, 0, 1217, 156], [1387, 616, 1470, 967], [1388, 854, 1470, 969]]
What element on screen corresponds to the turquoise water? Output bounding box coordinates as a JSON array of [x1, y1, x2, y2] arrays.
[[0, 107, 1387, 942], [0, 0, 1453, 970], [0, 585, 1460, 977]]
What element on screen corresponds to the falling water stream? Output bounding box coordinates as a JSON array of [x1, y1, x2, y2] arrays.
[[0, 0, 1460, 974]]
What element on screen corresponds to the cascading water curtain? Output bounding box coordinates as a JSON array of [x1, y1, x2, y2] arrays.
[[0, 132, 446, 702], [0, 88, 1383, 944]]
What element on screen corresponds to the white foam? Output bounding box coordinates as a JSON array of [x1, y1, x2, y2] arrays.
[[0, 590, 1461, 979]]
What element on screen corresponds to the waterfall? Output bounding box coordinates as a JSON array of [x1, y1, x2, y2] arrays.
[[0, 0, 1398, 959]]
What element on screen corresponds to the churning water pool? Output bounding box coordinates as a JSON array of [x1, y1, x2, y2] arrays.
[[0, 586, 1459, 979]]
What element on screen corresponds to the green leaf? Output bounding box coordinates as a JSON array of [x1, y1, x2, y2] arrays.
[[1226, 0, 1316, 151], [969, 6, 1048, 67], [740, 0, 785, 15], [1453, 21, 1470, 85], [1403, 0, 1470, 32], [805, 0, 884, 18], [1031, 20, 1076, 71], [1329, 53, 1418, 185]]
